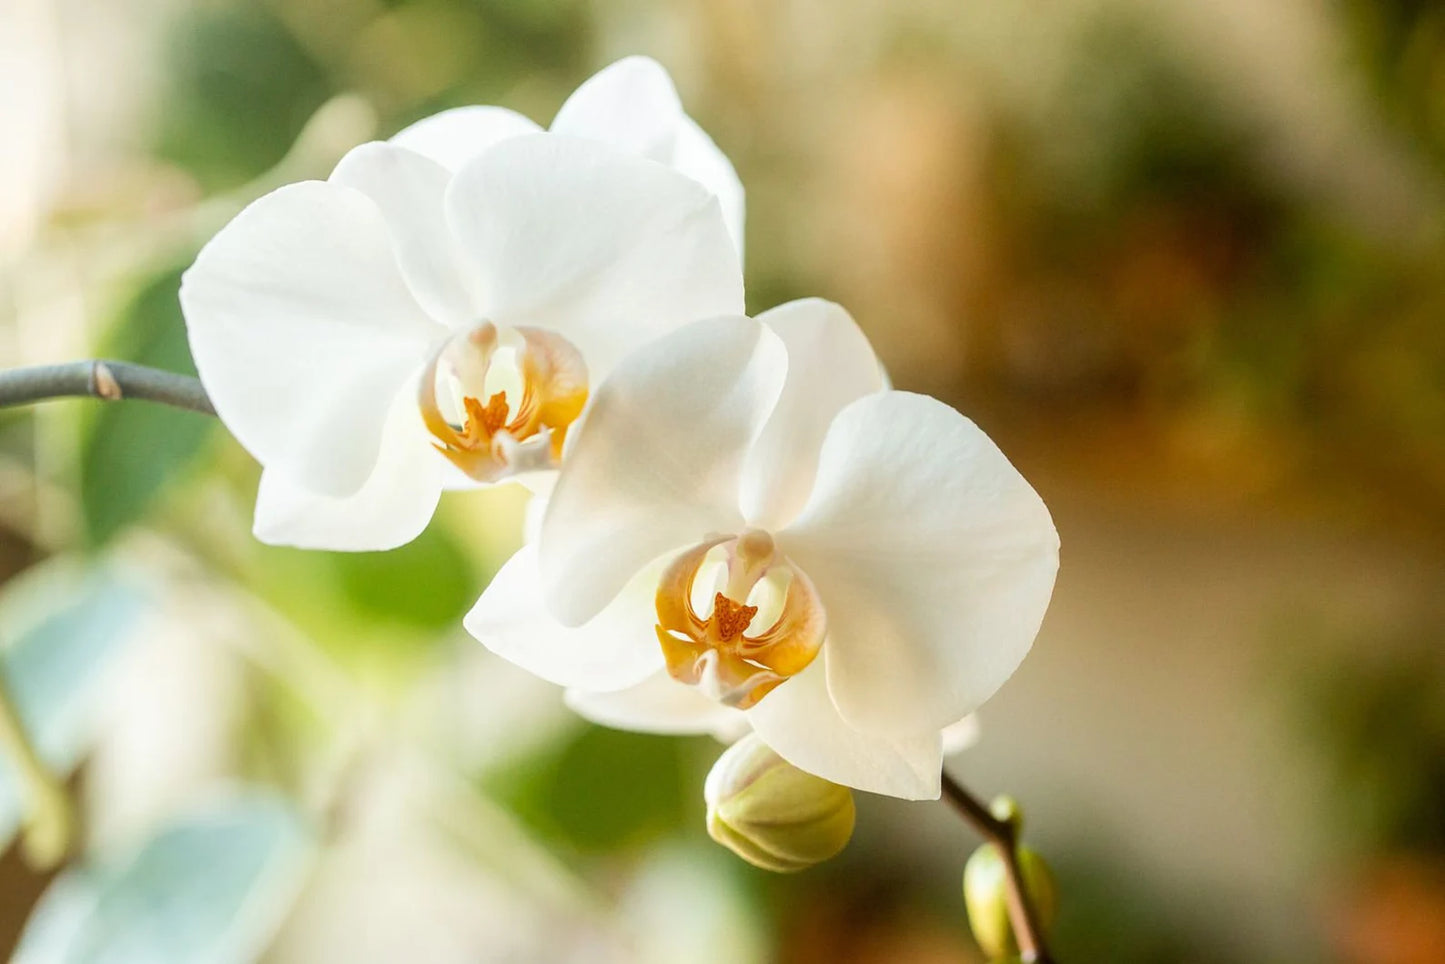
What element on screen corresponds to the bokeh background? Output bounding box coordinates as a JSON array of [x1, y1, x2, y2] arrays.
[[2, 0, 1445, 961]]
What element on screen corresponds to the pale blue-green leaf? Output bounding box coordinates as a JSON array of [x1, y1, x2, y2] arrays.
[[0, 573, 148, 848], [13, 793, 314, 964]]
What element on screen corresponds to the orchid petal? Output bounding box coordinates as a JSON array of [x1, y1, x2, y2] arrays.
[[329, 142, 476, 327], [550, 56, 683, 162], [564, 672, 748, 742], [252, 384, 444, 551], [747, 659, 942, 799], [521, 490, 549, 546], [553, 57, 743, 254], [446, 134, 743, 378], [782, 392, 1059, 737], [181, 181, 443, 496], [740, 299, 884, 530], [465, 545, 662, 691], [942, 714, 981, 755], [672, 115, 745, 255], [389, 106, 541, 172], [538, 317, 787, 626]]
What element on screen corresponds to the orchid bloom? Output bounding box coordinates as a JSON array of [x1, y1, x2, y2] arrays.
[[181, 127, 741, 551], [467, 301, 1059, 799], [391, 56, 744, 253]]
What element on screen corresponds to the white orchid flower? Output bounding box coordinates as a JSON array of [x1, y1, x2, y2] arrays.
[[391, 55, 744, 254], [466, 300, 1059, 799], [181, 131, 742, 551]]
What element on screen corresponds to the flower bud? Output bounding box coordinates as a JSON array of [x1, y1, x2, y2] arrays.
[[963, 801, 1057, 960], [704, 734, 855, 872]]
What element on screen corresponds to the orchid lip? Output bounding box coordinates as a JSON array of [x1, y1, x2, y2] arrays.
[[655, 529, 827, 710], [419, 321, 589, 482]]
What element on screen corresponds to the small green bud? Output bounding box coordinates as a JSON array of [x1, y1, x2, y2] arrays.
[[990, 794, 1022, 830], [704, 734, 855, 873], [963, 837, 1057, 960]]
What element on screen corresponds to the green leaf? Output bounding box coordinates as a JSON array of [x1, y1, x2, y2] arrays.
[[0, 571, 149, 849], [488, 724, 710, 853], [13, 794, 313, 964], [80, 268, 215, 546], [155, 3, 332, 190], [326, 522, 480, 632]]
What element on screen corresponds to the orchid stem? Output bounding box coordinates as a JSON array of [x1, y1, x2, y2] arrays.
[[0, 361, 214, 416], [941, 770, 1055, 964]]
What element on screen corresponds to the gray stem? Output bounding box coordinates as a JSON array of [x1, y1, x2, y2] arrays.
[[0, 360, 214, 415], [941, 771, 1055, 963]]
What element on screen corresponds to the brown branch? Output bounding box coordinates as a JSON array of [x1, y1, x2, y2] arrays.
[[941, 771, 1055, 963], [0, 360, 214, 415]]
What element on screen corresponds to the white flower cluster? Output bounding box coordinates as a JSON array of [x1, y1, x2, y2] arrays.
[[181, 58, 1059, 800]]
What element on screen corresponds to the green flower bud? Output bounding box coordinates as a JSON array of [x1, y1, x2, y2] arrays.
[[963, 818, 1057, 960], [704, 734, 855, 873]]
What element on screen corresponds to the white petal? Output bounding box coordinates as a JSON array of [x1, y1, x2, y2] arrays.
[[564, 672, 747, 742], [520, 487, 551, 545], [941, 714, 981, 756], [781, 392, 1059, 738], [538, 317, 787, 626], [446, 134, 744, 378], [252, 385, 445, 551], [550, 56, 683, 163], [440, 462, 487, 491], [746, 659, 942, 800], [181, 182, 444, 496], [740, 299, 884, 530], [389, 105, 541, 172], [552, 58, 745, 257], [465, 544, 662, 691], [671, 115, 745, 256], [329, 142, 476, 327]]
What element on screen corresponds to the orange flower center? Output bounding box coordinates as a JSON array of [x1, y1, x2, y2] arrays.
[[419, 323, 589, 482], [655, 530, 826, 710], [711, 594, 759, 643]]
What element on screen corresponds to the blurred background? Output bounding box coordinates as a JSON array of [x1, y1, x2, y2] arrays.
[[2, 0, 1444, 960]]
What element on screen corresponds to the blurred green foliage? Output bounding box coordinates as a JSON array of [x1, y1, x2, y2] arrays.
[[328, 525, 479, 633], [155, 4, 332, 190], [486, 725, 712, 855], [154, 0, 594, 194], [1340, 0, 1445, 162], [1292, 636, 1445, 856], [1049, 854, 1232, 964], [80, 268, 216, 548], [1021, 14, 1266, 216], [383, 0, 595, 115]]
